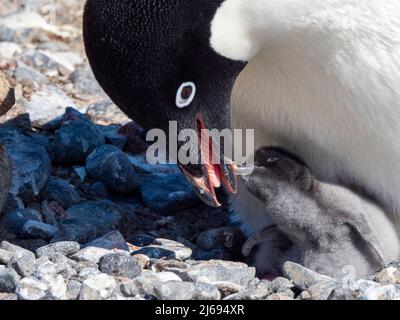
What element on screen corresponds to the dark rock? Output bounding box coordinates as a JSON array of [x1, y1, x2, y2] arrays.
[[52, 201, 125, 244], [0, 268, 20, 293], [128, 234, 156, 247], [86, 145, 138, 194], [196, 227, 245, 259], [89, 181, 111, 199], [53, 117, 105, 165], [2, 208, 42, 236], [84, 231, 129, 251], [43, 178, 80, 209], [133, 239, 192, 261], [98, 125, 127, 150], [99, 252, 142, 279], [41, 200, 57, 225], [0, 130, 51, 202], [22, 220, 58, 240], [118, 122, 148, 155], [139, 173, 200, 214], [0, 145, 12, 215]]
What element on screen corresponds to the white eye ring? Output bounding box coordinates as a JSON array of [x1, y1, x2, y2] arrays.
[[267, 157, 279, 163], [176, 82, 196, 108]]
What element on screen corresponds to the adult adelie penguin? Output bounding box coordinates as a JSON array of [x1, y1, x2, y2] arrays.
[[83, 0, 400, 269]]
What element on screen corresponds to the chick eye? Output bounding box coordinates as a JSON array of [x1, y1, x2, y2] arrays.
[[176, 82, 196, 108], [267, 157, 279, 163]]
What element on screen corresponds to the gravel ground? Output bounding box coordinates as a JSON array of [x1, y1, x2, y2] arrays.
[[0, 0, 400, 300]]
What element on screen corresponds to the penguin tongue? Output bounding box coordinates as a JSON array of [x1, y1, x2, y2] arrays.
[[179, 114, 238, 208]]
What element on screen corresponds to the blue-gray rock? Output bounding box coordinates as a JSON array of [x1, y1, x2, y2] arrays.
[[52, 201, 125, 244], [2, 208, 42, 236], [84, 231, 129, 251], [53, 118, 105, 165], [43, 178, 80, 209], [139, 173, 200, 214], [0, 268, 20, 293], [0, 129, 51, 202], [89, 181, 111, 199], [0, 145, 12, 215], [97, 125, 127, 149], [99, 252, 142, 279], [22, 220, 58, 240], [86, 145, 138, 194]]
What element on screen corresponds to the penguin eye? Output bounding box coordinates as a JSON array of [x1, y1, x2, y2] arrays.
[[176, 82, 196, 108], [267, 157, 279, 163]]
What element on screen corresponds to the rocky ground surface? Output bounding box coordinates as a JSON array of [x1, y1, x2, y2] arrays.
[[0, 1, 400, 301]]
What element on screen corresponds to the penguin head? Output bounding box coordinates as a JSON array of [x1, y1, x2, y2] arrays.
[[241, 147, 313, 203], [84, 0, 246, 207]]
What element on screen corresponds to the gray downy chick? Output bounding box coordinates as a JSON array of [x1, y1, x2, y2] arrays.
[[241, 147, 400, 279]]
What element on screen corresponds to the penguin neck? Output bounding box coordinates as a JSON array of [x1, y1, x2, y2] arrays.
[[210, 0, 314, 61]]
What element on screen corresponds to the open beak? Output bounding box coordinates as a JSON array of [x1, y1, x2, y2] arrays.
[[179, 113, 238, 207]]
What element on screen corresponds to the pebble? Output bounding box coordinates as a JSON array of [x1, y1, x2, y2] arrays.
[[154, 281, 221, 300], [0, 42, 21, 60], [271, 277, 295, 293], [66, 279, 82, 300], [0, 249, 13, 265], [283, 262, 337, 291], [86, 145, 138, 194], [0, 268, 20, 293], [70, 247, 112, 264], [17, 276, 49, 300], [86, 100, 130, 125], [79, 273, 116, 300], [99, 252, 142, 279], [9, 253, 36, 277], [224, 280, 271, 300], [375, 267, 400, 285], [36, 241, 80, 258], [25, 87, 76, 127], [177, 260, 256, 287]]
